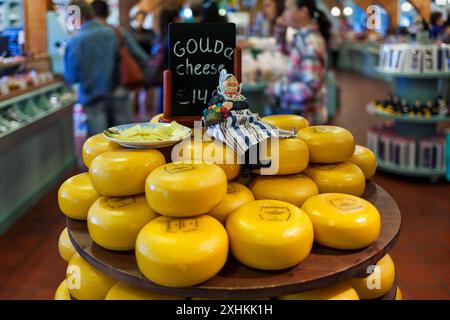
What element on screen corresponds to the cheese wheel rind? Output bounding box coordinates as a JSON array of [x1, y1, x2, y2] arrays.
[[350, 254, 396, 299], [226, 200, 314, 270], [146, 162, 227, 217], [58, 173, 101, 220], [250, 174, 319, 207], [301, 193, 381, 250], [298, 126, 355, 164], [82, 134, 122, 168], [87, 195, 159, 251], [278, 281, 360, 300], [349, 145, 377, 179], [135, 215, 229, 287], [90, 149, 166, 197], [66, 253, 116, 300], [304, 162, 366, 197], [58, 227, 76, 262], [209, 182, 255, 223]]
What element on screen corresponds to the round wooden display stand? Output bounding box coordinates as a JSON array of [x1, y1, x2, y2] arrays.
[[67, 181, 401, 300]]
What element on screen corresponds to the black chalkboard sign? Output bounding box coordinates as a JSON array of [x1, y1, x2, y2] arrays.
[[168, 23, 236, 118]]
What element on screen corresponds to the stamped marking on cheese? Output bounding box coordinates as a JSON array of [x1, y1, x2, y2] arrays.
[[330, 198, 364, 212], [166, 219, 199, 233], [259, 206, 291, 221], [164, 164, 196, 174], [227, 184, 236, 194], [105, 196, 136, 208]]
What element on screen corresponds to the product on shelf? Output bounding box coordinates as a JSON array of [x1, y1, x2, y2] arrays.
[[54, 280, 71, 301], [89, 149, 166, 196], [302, 193, 381, 250], [58, 173, 101, 221], [379, 44, 450, 73], [87, 195, 159, 251], [349, 145, 378, 179], [250, 174, 319, 207], [173, 139, 241, 181], [278, 280, 359, 300], [105, 282, 185, 300], [135, 215, 228, 287], [226, 200, 314, 270], [82, 134, 123, 168], [0, 71, 55, 96], [262, 114, 309, 132], [254, 138, 309, 175], [304, 162, 366, 197], [209, 182, 255, 224], [372, 94, 448, 117], [66, 253, 116, 300], [58, 228, 76, 263], [350, 254, 396, 299], [367, 125, 446, 172], [145, 162, 227, 217], [298, 126, 356, 164]]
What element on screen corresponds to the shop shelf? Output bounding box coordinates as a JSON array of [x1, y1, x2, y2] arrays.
[[367, 103, 450, 124], [376, 67, 450, 79]]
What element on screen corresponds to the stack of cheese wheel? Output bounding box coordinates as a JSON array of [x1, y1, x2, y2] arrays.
[[54, 114, 394, 300]]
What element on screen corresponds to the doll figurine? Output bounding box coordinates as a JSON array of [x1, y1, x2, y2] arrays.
[[203, 69, 295, 167]]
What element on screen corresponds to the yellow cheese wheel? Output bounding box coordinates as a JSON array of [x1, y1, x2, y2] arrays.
[[278, 281, 359, 300], [150, 113, 163, 123], [209, 182, 255, 223], [66, 253, 116, 300], [302, 193, 381, 250], [262, 114, 309, 132], [87, 195, 159, 251], [350, 254, 396, 299], [82, 134, 122, 168], [255, 138, 309, 176], [349, 145, 377, 179], [135, 215, 228, 287], [304, 162, 366, 197], [172, 139, 241, 181], [146, 162, 227, 217], [226, 200, 314, 270], [58, 173, 101, 220], [250, 174, 319, 207], [58, 227, 76, 262], [54, 280, 71, 300], [105, 282, 185, 300], [298, 126, 355, 163], [90, 149, 166, 197], [396, 287, 403, 300]]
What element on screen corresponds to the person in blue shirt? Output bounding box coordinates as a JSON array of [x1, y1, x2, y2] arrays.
[[64, 0, 149, 136]]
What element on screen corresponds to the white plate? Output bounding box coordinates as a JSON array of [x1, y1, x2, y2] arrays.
[[103, 123, 192, 149]]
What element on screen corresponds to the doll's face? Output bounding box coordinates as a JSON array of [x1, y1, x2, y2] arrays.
[[223, 76, 239, 95]]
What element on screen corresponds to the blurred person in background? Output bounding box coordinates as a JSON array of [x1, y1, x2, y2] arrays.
[[239, 0, 285, 50], [429, 11, 445, 41], [64, 0, 149, 136], [131, 10, 156, 53], [267, 0, 330, 125], [146, 3, 181, 115]]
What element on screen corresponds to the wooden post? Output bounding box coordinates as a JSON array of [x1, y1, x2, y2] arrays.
[[162, 70, 173, 123], [234, 47, 242, 83], [23, 0, 48, 57], [409, 0, 430, 22]]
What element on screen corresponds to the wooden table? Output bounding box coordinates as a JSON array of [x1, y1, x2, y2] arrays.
[[67, 181, 401, 299]]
